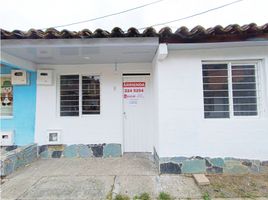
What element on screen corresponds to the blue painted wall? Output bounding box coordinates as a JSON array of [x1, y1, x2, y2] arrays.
[[1, 64, 36, 145]]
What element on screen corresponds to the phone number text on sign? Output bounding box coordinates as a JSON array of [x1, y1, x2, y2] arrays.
[[124, 88, 144, 93]]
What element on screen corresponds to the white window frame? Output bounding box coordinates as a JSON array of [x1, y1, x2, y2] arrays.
[[202, 60, 261, 119], [57, 73, 101, 117]]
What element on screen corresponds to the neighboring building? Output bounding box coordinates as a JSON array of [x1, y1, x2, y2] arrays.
[[0, 63, 36, 145], [1, 23, 268, 173]]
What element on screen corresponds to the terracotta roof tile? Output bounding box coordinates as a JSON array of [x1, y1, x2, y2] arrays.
[[110, 27, 125, 37], [142, 27, 158, 37], [78, 29, 93, 38], [125, 27, 141, 37], [1, 23, 268, 43]]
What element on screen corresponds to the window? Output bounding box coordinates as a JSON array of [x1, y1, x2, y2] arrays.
[[60, 75, 79, 116], [60, 75, 100, 116], [202, 62, 258, 118], [231, 65, 258, 116], [0, 75, 13, 117], [82, 76, 100, 115]]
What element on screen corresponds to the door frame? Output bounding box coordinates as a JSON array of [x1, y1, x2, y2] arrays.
[[122, 73, 152, 153]]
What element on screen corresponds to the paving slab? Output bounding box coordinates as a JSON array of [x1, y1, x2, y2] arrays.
[[1, 176, 40, 199], [113, 175, 159, 198], [1, 157, 204, 200], [159, 175, 202, 199], [18, 176, 114, 200], [193, 174, 210, 186]]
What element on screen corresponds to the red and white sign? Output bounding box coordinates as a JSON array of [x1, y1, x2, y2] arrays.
[[123, 82, 145, 88], [123, 82, 145, 100]]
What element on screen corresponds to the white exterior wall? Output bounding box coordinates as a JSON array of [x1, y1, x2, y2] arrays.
[[156, 46, 268, 160], [35, 45, 268, 160], [152, 56, 160, 153], [35, 63, 152, 146]]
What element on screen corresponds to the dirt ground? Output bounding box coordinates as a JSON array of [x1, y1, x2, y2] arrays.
[[200, 174, 268, 198]]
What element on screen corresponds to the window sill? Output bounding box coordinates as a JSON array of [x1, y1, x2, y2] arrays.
[[203, 116, 260, 120], [58, 114, 101, 118], [81, 114, 101, 117]]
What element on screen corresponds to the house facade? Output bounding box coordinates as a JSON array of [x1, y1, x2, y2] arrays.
[[1, 23, 268, 173]]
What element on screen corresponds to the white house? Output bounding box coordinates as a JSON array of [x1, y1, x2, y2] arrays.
[[1, 23, 268, 174]]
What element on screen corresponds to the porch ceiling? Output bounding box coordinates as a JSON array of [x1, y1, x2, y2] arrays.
[[1, 38, 158, 64]]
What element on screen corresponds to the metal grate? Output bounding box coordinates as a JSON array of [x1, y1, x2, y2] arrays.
[[231, 65, 258, 116], [82, 75, 100, 115], [202, 62, 259, 119], [202, 64, 229, 118], [60, 75, 79, 116]]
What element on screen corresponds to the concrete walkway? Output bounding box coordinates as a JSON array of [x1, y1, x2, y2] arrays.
[[1, 156, 203, 199]]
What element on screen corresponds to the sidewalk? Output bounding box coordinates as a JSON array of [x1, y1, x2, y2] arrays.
[[1, 157, 267, 199]]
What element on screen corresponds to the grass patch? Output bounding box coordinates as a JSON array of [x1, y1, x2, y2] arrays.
[[114, 194, 130, 200], [158, 192, 172, 200], [133, 192, 151, 200], [202, 192, 211, 200], [106, 191, 113, 200]]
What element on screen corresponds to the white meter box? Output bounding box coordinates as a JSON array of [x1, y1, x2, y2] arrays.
[[37, 70, 53, 85], [11, 70, 28, 85]]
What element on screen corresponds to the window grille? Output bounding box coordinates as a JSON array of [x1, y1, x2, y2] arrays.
[[60, 75, 100, 116], [60, 75, 79, 116], [202, 62, 258, 118], [82, 75, 100, 115]]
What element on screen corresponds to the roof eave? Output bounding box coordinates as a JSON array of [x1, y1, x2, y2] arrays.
[[168, 40, 268, 50]]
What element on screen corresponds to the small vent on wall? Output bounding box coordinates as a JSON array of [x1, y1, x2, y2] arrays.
[[47, 130, 61, 144], [0, 131, 14, 146]]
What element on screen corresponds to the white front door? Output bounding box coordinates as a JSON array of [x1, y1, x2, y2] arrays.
[[123, 75, 153, 152]]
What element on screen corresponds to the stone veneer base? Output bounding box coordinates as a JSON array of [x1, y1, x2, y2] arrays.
[[2, 143, 267, 176], [160, 156, 268, 174], [39, 143, 122, 159], [0, 144, 38, 177]]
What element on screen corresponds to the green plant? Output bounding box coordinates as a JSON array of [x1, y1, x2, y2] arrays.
[[202, 192, 211, 200], [133, 192, 151, 200], [158, 192, 172, 200], [114, 194, 130, 200], [106, 191, 113, 200]]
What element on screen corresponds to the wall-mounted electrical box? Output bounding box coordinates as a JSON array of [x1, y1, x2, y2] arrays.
[[0, 131, 14, 146], [11, 70, 28, 85], [37, 70, 53, 85], [47, 130, 61, 144]]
